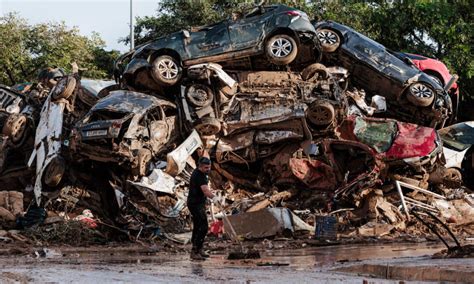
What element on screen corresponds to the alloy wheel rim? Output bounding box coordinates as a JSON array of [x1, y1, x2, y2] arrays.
[[157, 59, 179, 79], [190, 87, 209, 103], [308, 106, 330, 124], [411, 84, 433, 98], [270, 38, 292, 58], [317, 30, 338, 45]]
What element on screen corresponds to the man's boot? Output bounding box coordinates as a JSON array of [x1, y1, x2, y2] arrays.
[[199, 249, 210, 258], [190, 249, 205, 261]]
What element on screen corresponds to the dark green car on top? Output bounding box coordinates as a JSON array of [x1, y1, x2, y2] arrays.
[[115, 4, 319, 90]]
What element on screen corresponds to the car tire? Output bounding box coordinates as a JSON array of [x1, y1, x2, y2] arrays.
[[133, 149, 152, 177], [2, 114, 27, 144], [265, 34, 298, 65], [442, 168, 462, 188], [306, 101, 335, 126], [301, 63, 329, 81], [185, 84, 214, 107], [317, 28, 340, 53], [194, 117, 221, 136], [51, 76, 76, 100], [150, 55, 182, 87], [43, 156, 66, 187], [406, 83, 435, 107]]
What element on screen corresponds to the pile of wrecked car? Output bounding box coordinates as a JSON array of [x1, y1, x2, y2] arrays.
[[0, 4, 472, 249]]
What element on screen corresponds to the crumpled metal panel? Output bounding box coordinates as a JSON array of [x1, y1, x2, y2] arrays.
[[385, 121, 437, 160], [289, 158, 337, 191]]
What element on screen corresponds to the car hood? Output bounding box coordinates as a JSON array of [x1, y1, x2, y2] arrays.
[[91, 90, 159, 114]]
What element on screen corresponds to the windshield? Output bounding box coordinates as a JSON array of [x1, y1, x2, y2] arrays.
[[438, 122, 474, 151]]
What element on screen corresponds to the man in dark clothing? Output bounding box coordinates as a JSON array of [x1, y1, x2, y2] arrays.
[[187, 156, 219, 260]]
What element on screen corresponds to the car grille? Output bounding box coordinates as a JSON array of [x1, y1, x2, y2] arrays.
[[0, 88, 19, 111]]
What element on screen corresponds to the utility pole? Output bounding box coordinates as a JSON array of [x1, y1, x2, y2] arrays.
[[130, 0, 134, 51]]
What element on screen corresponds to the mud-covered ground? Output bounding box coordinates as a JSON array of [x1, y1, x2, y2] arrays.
[[1, 241, 472, 283]]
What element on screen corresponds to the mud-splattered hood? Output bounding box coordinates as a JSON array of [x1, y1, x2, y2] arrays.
[[91, 91, 159, 114]]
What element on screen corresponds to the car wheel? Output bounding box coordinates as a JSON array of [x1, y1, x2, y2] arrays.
[[51, 76, 76, 100], [2, 114, 27, 144], [185, 84, 214, 107], [301, 63, 329, 81], [194, 117, 221, 136], [43, 156, 66, 187], [306, 101, 335, 126], [317, 28, 340, 53], [265, 34, 298, 65], [133, 149, 152, 177], [150, 55, 182, 87], [442, 168, 462, 188], [406, 83, 435, 107]]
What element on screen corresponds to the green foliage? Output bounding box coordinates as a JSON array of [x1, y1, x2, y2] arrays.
[[0, 13, 118, 85]]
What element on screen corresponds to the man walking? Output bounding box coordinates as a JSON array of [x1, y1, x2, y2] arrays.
[[187, 156, 219, 260]]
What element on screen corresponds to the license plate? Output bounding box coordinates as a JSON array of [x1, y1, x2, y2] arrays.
[[85, 129, 107, 137]]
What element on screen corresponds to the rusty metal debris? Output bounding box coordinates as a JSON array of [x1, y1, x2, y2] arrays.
[[0, 10, 472, 253]]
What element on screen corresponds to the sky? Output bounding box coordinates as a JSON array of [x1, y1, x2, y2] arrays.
[[0, 0, 159, 52]]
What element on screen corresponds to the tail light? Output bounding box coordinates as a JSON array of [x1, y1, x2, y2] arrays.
[[286, 10, 309, 21], [287, 11, 301, 16]]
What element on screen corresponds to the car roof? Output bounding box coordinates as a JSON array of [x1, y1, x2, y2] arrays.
[[80, 79, 116, 96], [91, 90, 175, 113]]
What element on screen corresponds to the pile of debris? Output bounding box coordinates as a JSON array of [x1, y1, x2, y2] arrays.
[[0, 4, 472, 248]]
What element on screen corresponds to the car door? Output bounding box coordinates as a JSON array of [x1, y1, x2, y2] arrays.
[[229, 8, 272, 51], [186, 21, 232, 58]]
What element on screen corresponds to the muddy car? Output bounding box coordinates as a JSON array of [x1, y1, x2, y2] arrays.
[[180, 63, 347, 138], [262, 139, 380, 200], [313, 20, 452, 128], [335, 116, 461, 188], [117, 4, 318, 89], [439, 121, 474, 188], [70, 91, 179, 176]]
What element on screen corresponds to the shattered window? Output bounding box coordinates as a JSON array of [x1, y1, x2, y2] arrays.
[[353, 117, 397, 153], [439, 122, 474, 151]]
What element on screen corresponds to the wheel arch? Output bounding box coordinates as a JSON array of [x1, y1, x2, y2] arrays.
[[148, 49, 183, 66], [265, 27, 300, 46]]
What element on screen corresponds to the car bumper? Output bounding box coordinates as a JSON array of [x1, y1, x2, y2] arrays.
[[73, 141, 132, 164]]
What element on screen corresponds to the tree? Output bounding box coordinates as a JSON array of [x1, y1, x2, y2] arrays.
[[0, 13, 118, 85]]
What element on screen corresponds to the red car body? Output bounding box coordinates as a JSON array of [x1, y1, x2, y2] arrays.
[[336, 116, 443, 169]]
